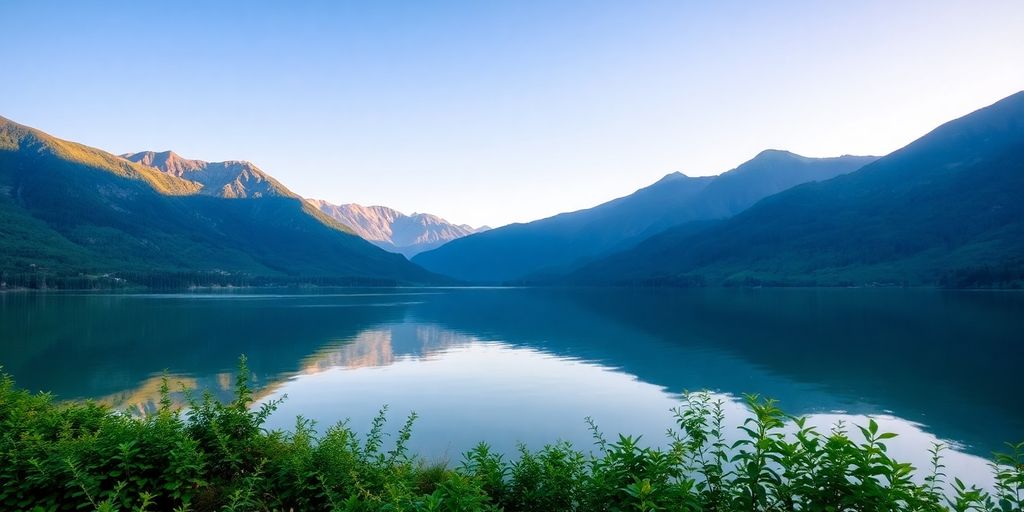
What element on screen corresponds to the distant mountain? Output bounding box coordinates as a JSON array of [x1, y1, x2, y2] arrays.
[[413, 152, 875, 283], [307, 200, 489, 258], [122, 150, 289, 199], [570, 91, 1024, 288], [0, 116, 438, 288]]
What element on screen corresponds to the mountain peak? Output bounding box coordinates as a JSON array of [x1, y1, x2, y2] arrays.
[[0, 119, 202, 196], [654, 171, 689, 184], [568, 90, 1024, 287], [307, 200, 487, 258], [123, 150, 290, 199], [414, 148, 878, 283], [122, 150, 195, 172], [752, 149, 802, 160], [0, 114, 435, 284]]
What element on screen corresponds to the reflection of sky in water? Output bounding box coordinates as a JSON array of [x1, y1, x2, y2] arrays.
[[260, 328, 995, 490], [2, 288, 1021, 493]]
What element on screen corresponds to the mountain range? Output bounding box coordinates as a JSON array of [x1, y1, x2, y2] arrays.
[[567, 91, 1024, 287], [2, 91, 1022, 290], [306, 200, 489, 258], [0, 117, 437, 287], [121, 152, 484, 258], [121, 150, 290, 199], [412, 151, 877, 283]]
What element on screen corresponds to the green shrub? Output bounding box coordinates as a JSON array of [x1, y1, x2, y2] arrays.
[[0, 358, 1020, 511]]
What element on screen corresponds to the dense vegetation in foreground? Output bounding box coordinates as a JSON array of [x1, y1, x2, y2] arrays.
[[1, 361, 1021, 511]]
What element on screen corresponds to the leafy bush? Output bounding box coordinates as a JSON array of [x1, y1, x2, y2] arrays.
[[0, 358, 1021, 511]]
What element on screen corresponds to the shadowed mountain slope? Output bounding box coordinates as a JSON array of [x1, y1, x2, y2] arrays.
[[0, 116, 437, 287], [413, 152, 875, 283], [570, 91, 1024, 287]]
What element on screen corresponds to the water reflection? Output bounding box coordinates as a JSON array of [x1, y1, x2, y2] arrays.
[[1, 287, 1021, 487], [257, 321, 996, 490]]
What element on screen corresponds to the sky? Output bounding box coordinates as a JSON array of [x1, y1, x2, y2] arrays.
[[1, 1, 1022, 228]]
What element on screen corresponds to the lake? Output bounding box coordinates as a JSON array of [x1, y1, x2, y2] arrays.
[[1, 287, 1021, 488]]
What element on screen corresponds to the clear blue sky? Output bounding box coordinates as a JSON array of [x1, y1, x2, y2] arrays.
[[2, 1, 1022, 227]]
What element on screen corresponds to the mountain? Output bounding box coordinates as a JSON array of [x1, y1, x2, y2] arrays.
[[122, 150, 289, 199], [412, 152, 876, 283], [0, 116, 438, 288], [307, 200, 489, 258], [570, 91, 1024, 288]]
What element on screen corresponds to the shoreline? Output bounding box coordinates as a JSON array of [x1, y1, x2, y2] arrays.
[[3, 283, 1022, 293]]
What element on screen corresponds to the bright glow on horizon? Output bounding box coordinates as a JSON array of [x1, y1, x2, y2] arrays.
[[1, 1, 1022, 227]]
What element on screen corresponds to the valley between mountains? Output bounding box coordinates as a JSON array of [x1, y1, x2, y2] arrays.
[[1, 91, 1022, 289]]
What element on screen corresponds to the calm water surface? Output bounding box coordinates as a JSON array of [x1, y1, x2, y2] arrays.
[[1, 287, 1021, 487]]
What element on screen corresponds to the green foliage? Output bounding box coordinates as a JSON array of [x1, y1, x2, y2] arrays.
[[0, 360, 1020, 511]]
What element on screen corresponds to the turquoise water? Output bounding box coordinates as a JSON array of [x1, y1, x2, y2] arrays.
[[1, 287, 1021, 486]]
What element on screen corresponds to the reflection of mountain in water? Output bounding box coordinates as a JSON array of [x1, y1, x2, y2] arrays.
[[98, 322, 474, 412], [0, 292, 416, 401], [299, 323, 468, 373], [402, 288, 1024, 455], [302, 329, 397, 373], [2, 288, 1021, 458]]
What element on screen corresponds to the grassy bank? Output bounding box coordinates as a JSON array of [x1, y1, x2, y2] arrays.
[[1, 359, 1021, 512]]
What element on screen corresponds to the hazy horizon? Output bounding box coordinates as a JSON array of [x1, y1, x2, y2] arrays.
[[2, 0, 1022, 227]]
